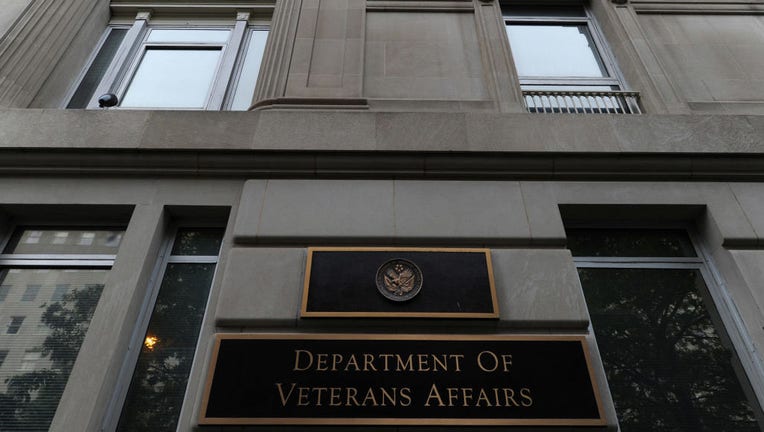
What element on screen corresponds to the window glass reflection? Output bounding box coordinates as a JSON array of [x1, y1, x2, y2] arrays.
[[0, 269, 106, 430], [566, 229, 697, 257], [5, 229, 123, 255], [170, 228, 224, 256], [507, 24, 607, 77], [116, 263, 216, 431], [120, 48, 222, 108], [580, 268, 760, 431]]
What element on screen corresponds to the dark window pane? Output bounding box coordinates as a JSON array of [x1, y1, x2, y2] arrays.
[[117, 263, 217, 432], [170, 228, 224, 256], [567, 229, 697, 257], [67, 28, 128, 109], [6, 316, 24, 334], [0, 350, 7, 367], [580, 267, 760, 432]]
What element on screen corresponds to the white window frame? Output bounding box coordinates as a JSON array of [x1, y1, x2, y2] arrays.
[[503, 4, 626, 91], [570, 225, 764, 428], [85, 11, 267, 111]]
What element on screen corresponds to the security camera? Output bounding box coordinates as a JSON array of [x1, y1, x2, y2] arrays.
[[98, 93, 119, 108]]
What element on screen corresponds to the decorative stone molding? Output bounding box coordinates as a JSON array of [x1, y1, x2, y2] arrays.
[[252, 0, 301, 104], [0, 0, 108, 108]]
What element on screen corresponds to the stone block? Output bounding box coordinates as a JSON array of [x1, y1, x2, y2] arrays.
[[232, 180, 268, 241], [492, 249, 589, 328], [730, 184, 764, 246], [393, 181, 530, 244], [375, 113, 467, 151], [215, 247, 304, 326], [253, 111, 376, 150], [254, 179, 395, 242], [140, 111, 256, 149]]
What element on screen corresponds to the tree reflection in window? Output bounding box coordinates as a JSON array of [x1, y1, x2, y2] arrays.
[[117, 228, 222, 432], [580, 268, 760, 431], [0, 284, 103, 430]]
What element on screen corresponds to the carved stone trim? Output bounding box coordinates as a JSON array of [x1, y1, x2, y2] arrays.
[[252, 0, 302, 103], [630, 1, 764, 14], [0, 0, 107, 108]]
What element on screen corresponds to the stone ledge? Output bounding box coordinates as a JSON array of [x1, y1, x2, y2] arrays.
[[0, 110, 762, 153]]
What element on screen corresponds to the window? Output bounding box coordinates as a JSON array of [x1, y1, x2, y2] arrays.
[[503, 5, 639, 113], [114, 228, 223, 431], [0, 227, 124, 430], [0, 350, 7, 368], [51, 284, 70, 301], [21, 284, 40, 302], [569, 228, 762, 431], [69, 11, 269, 110], [6, 316, 24, 334]]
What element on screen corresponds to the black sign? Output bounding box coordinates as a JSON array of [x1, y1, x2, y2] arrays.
[[200, 334, 605, 426], [302, 248, 498, 318]]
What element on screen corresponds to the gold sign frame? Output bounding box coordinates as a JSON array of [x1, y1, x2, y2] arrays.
[[199, 333, 607, 427], [301, 247, 499, 318]]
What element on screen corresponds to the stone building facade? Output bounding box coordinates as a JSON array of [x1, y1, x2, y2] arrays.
[[0, 0, 763, 431]]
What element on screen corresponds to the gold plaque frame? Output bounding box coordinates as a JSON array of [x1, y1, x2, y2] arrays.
[[301, 247, 499, 318], [199, 333, 607, 427]]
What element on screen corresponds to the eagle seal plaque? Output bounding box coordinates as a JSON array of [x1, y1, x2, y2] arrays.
[[375, 258, 423, 302]]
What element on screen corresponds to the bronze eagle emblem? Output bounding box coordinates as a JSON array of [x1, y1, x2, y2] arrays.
[[383, 263, 416, 296]]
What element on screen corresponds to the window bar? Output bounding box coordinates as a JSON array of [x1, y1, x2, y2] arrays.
[[208, 11, 250, 110]]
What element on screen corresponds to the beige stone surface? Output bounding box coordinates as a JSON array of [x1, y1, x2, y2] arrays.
[[492, 249, 590, 328], [364, 11, 488, 100], [215, 247, 304, 326], [640, 14, 764, 112]]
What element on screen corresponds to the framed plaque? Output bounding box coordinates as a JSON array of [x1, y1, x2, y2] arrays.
[[200, 333, 606, 427], [301, 247, 498, 318]]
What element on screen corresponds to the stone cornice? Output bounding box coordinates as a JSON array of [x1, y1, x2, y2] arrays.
[[0, 149, 763, 181], [0, 109, 762, 180]]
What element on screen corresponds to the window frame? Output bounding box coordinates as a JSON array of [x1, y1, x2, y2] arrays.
[[0, 224, 123, 428], [62, 25, 131, 109], [81, 11, 268, 111], [569, 225, 764, 428], [115, 28, 232, 110], [100, 224, 224, 432], [502, 4, 627, 91], [224, 26, 269, 111]]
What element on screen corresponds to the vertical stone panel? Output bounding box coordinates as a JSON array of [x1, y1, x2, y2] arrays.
[[0, 0, 107, 108], [285, 0, 364, 98], [253, 0, 302, 104], [364, 10, 487, 101], [473, 0, 525, 112]]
